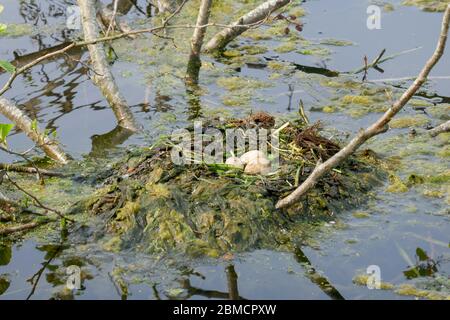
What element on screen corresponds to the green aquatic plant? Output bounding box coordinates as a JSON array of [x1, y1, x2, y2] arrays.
[[386, 174, 409, 193], [70, 114, 385, 257], [402, 0, 448, 12]]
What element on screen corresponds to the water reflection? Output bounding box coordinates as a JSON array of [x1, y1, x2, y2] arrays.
[[1, 0, 449, 300], [90, 125, 135, 157], [180, 265, 244, 300], [293, 247, 345, 300], [26, 243, 65, 299]]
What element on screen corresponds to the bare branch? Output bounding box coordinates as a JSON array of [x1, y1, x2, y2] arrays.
[[276, 5, 450, 209], [4, 172, 73, 222], [78, 0, 140, 131]]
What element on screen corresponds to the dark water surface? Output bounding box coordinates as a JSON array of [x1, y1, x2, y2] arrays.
[[0, 0, 449, 299]]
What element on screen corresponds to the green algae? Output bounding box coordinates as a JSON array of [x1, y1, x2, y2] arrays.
[[71, 116, 384, 258], [288, 7, 306, 18], [386, 174, 409, 193], [406, 174, 425, 186], [217, 76, 271, 91], [341, 95, 374, 106], [238, 45, 268, 55], [353, 274, 450, 299], [297, 47, 331, 56], [422, 189, 444, 198], [427, 104, 450, 120], [222, 49, 242, 58], [352, 211, 370, 219], [395, 284, 450, 300], [402, 0, 448, 12], [268, 73, 282, 80], [322, 106, 336, 113], [384, 3, 396, 12], [409, 99, 433, 107], [275, 42, 297, 53], [221, 92, 252, 107]]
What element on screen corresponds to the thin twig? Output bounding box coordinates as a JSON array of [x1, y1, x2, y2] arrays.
[[350, 47, 422, 74]]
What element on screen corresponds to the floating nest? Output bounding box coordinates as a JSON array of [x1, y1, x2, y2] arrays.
[[73, 112, 385, 257]]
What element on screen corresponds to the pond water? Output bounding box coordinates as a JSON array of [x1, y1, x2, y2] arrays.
[[0, 0, 449, 299]]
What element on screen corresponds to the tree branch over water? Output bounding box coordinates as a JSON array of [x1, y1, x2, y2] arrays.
[[0, 97, 69, 164], [428, 120, 450, 137], [276, 4, 450, 209]]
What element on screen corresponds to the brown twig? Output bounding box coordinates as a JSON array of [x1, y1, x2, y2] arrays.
[[0, 98, 69, 164], [276, 5, 450, 209]]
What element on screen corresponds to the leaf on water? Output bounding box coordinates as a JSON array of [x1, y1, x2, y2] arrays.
[[0, 60, 15, 73], [31, 119, 38, 132], [415, 247, 429, 261], [0, 277, 10, 296], [0, 123, 14, 144]]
